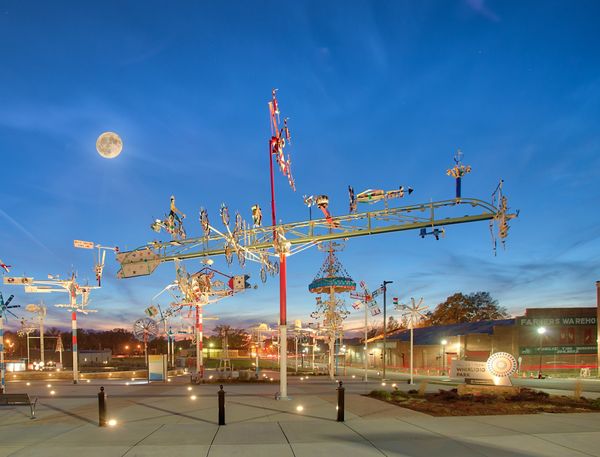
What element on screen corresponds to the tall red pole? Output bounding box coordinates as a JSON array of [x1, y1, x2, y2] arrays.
[[269, 94, 289, 399]]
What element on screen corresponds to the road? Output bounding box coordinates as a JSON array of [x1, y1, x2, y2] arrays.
[[312, 364, 600, 397]]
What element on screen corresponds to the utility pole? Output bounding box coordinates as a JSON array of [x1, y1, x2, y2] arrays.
[[382, 280, 393, 380], [596, 281, 600, 378]]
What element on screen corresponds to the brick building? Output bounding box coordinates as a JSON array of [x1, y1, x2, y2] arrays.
[[347, 307, 597, 374]]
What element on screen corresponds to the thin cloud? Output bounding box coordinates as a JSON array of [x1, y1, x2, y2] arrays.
[[0, 208, 58, 260], [465, 0, 500, 22]]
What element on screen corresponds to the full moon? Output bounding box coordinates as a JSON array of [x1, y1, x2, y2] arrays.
[[96, 132, 123, 159]]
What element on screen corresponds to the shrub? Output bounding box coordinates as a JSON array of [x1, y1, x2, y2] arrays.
[[508, 388, 549, 402], [391, 389, 409, 400], [370, 390, 392, 401], [434, 389, 460, 402]]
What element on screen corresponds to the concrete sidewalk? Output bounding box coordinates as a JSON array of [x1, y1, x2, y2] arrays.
[[0, 377, 598, 456]]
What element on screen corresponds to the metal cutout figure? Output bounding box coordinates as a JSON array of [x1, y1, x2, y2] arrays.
[[151, 195, 187, 240]]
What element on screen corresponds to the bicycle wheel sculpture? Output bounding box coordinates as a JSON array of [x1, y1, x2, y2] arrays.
[[133, 317, 159, 342]]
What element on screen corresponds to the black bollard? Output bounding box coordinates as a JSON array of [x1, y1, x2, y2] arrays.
[[337, 381, 345, 422], [98, 386, 107, 427], [218, 384, 225, 426]]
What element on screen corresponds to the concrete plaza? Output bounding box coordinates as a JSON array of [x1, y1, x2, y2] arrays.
[[0, 374, 599, 456]]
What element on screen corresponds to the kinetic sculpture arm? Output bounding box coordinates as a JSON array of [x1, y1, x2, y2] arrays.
[[116, 197, 517, 279]]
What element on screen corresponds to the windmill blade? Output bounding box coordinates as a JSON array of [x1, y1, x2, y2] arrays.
[[152, 282, 178, 301], [4, 294, 14, 306], [78, 308, 98, 314]]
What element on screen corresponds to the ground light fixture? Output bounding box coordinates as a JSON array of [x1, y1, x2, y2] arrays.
[[108, 419, 117, 427], [187, 386, 192, 391], [296, 405, 304, 412], [190, 395, 197, 400]]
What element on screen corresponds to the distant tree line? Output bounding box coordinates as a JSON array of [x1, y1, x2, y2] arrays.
[[2, 325, 252, 357], [366, 291, 509, 338]]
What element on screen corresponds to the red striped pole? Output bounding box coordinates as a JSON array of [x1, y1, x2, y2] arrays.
[[196, 305, 204, 379], [72, 311, 78, 384]]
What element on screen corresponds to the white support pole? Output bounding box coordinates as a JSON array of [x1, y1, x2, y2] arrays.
[[39, 316, 45, 365], [295, 334, 298, 373], [166, 334, 170, 367], [1, 316, 5, 393], [328, 288, 335, 380], [279, 324, 287, 398], [26, 333, 30, 367], [311, 332, 315, 371], [410, 325, 414, 385], [255, 345, 259, 377], [71, 311, 78, 384], [171, 335, 175, 367], [144, 337, 148, 373], [340, 332, 345, 376], [364, 300, 368, 382]]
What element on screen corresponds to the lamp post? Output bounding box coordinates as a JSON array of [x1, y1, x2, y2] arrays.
[[440, 339, 447, 374], [537, 327, 546, 379], [381, 280, 393, 380]]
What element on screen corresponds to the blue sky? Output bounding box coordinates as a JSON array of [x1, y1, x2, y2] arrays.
[[1, 0, 599, 335]]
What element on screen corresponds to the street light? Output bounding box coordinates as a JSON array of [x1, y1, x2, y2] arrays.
[[537, 327, 546, 379], [440, 339, 447, 374]]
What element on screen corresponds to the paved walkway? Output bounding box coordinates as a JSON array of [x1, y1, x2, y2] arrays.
[[0, 376, 599, 456]]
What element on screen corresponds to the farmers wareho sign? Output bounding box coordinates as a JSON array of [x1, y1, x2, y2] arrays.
[[517, 317, 596, 327]]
